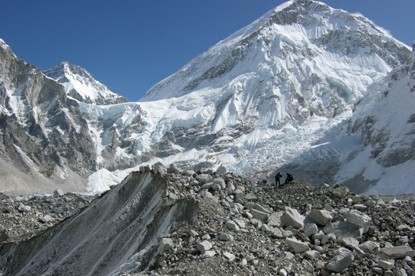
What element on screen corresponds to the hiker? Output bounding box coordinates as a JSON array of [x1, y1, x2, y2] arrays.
[[275, 172, 282, 189], [284, 173, 294, 185]]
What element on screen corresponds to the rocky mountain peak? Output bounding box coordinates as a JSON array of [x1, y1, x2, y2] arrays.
[[45, 61, 127, 105], [0, 38, 13, 54], [143, 0, 408, 102]]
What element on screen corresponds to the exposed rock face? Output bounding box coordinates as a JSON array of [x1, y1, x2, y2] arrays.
[[1, 168, 414, 275], [0, 40, 140, 195], [0, 39, 98, 194]]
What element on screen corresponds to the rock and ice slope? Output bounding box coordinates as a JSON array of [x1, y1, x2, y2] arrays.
[[0, 169, 197, 275], [0, 39, 93, 194], [335, 49, 415, 195]]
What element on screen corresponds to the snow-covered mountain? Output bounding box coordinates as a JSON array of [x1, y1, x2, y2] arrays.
[[129, 0, 410, 192], [335, 48, 415, 194], [0, 39, 99, 194], [45, 61, 127, 105], [0, 0, 413, 195]]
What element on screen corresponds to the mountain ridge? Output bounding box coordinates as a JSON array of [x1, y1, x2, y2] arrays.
[[0, 0, 413, 195], [44, 61, 127, 105]]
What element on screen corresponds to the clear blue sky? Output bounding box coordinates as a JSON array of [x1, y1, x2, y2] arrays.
[[0, 0, 413, 101]]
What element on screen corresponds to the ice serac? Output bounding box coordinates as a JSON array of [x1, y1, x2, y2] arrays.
[[45, 61, 127, 105], [0, 170, 198, 275]]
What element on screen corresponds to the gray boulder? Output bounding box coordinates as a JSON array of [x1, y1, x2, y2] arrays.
[[381, 245, 415, 259], [281, 207, 305, 229], [332, 186, 350, 198], [306, 209, 333, 226], [347, 209, 372, 233], [159, 238, 174, 253], [326, 247, 354, 272], [251, 208, 269, 222], [304, 223, 318, 237], [197, 240, 213, 254], [359, 240, 380, 253], [323, 221, 362, 239], [285, 237, 310, 253]]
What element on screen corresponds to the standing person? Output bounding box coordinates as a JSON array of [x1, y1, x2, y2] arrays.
[[284, 173, 294, 185], [275, 172, 282, 189]]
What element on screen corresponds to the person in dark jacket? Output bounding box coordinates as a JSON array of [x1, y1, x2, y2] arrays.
[[274, 172, 282, 189], [284, 173, 294, 185]]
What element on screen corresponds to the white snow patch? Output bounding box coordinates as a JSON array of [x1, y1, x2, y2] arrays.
[[87, 169, 121, 194]]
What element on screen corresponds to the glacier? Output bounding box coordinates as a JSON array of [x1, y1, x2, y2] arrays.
[[0, 0, 413, 196]]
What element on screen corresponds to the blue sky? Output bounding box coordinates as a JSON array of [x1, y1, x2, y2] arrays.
[[1, 0, 414, 101]]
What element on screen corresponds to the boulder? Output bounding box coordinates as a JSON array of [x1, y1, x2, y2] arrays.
[[304, 223, 318, 237], [197, 240, 213, 254], [199, 190, 213, 199], [332, 186, 350, 198], [196, 174, 212, 184], [323, 221, 362, 239], [251, 208, 269, 222], [159, 238, 174, 253], [304, 250, 320, 260], [252, 203, 271, 213], [234, 219, 246, 229], [281, 207, 305, 229], [204, 250, 216, 258], [218, 233, 234, 241], [39, 215, 54, 223], [285, 237, 310, 253], [326, 247, 353, 272], [359, 241, 380, 253], [53, 189, 64, 197], [216, 165, 227, 176], [234, 189, 245, 201], [17, 204, 31, 212], [213, 178, 226, 190], [245, 193, 257, 201], [226, 220, 240, 232], [341, 237, 360, 250], [270, 227, 283, 238], [306, 209, 333, 226], [378, 259, 395, 270], [347, 209, 372, 233], [381, 245, 415, 259], [223, 252, 236, 262], [268, 212, 283, 227], [152, 162, 167, 175]]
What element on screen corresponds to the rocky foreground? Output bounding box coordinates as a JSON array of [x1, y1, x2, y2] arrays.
[[1, 165, 414, 275]]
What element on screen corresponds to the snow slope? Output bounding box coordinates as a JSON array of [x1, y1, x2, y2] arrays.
[[90, 0, 408, 194], [45, 61, 127, 105], [63, 1, 413, 194], [335, 49, 415, 195]]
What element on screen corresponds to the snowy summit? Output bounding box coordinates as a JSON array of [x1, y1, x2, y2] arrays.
[[0, 0, 413, 196]]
